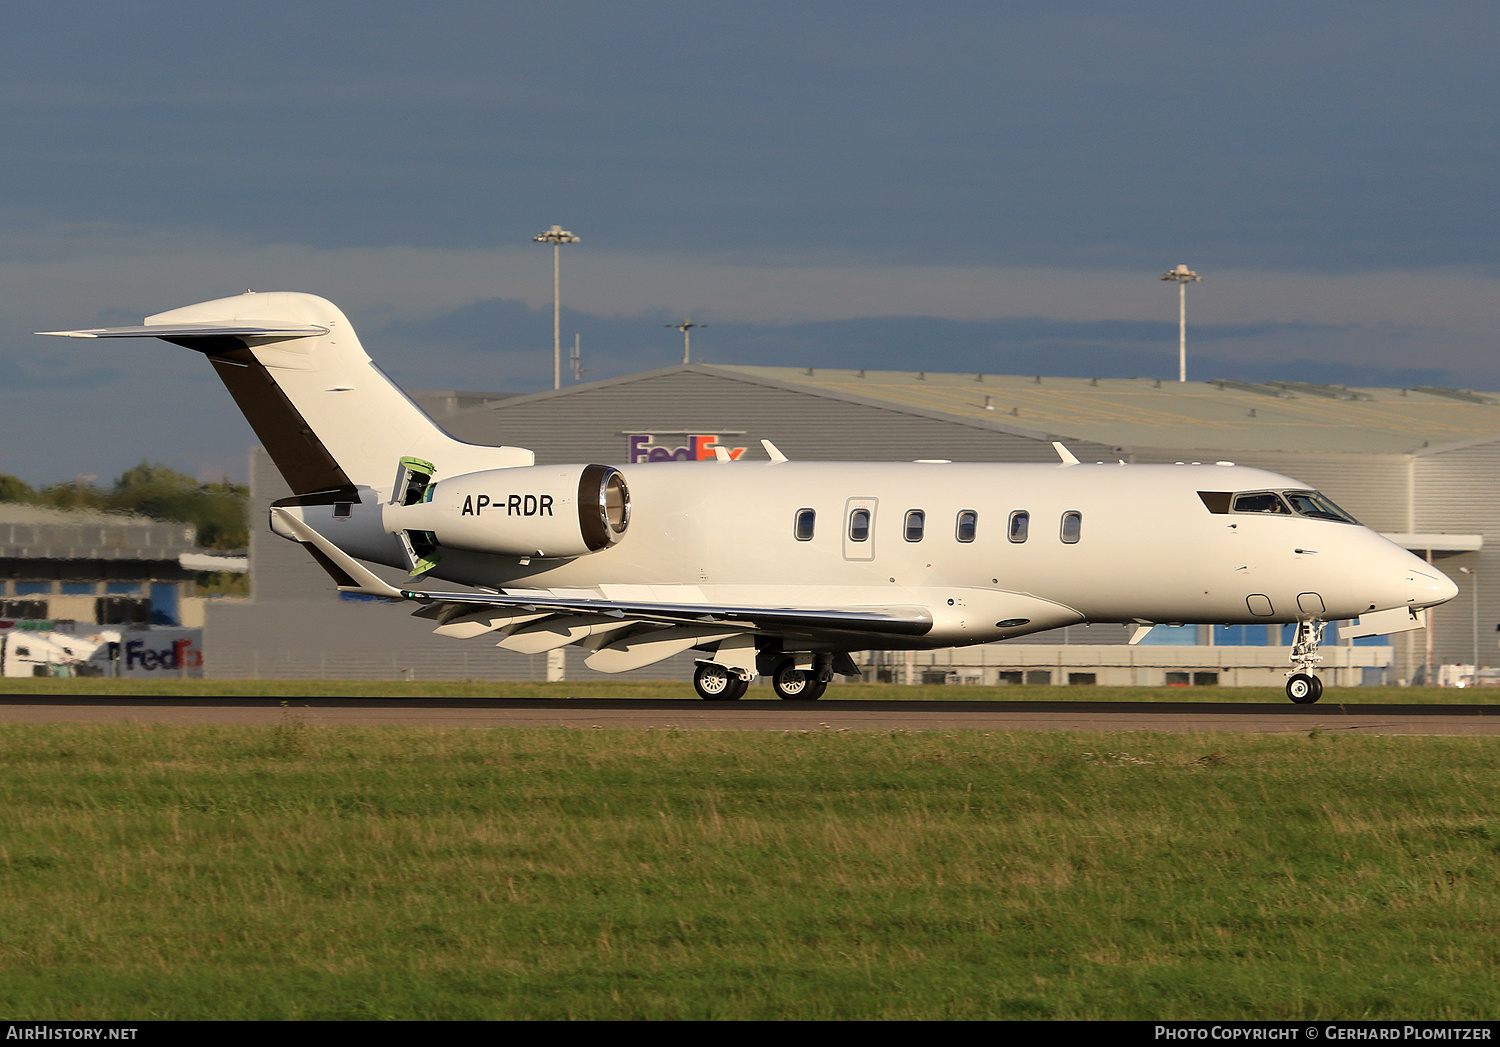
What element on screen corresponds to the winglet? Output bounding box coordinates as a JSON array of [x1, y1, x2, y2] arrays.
[[1052, 441, 1080, 466], [761, 439, 789, 463], [270, 508, 408, 599]]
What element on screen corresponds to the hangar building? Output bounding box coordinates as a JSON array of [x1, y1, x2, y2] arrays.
[[206, 366, 1497, 686], [0, 502, 221, 628]]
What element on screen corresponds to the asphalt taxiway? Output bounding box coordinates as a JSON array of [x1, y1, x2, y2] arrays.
[[0, 697, 1497, 734]]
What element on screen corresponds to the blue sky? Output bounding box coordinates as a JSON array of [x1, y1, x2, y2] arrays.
[[2, 2, 1497, 482]]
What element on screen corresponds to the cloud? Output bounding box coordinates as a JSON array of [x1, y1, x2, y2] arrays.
[[0, 222, 1492, 487], [4, 222, 1496, 382]]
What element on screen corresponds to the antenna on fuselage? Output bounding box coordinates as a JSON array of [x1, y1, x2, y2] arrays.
[[761, 439, 789, 463]]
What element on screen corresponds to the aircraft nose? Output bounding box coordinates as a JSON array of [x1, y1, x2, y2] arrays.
[[1407, 565, 1459, 609]]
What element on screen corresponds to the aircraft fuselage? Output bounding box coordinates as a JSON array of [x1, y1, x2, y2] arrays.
[[308, 459, 1449, 649]]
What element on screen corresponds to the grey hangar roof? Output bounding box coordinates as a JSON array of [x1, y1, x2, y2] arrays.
[[432, 364, 1500, 460]]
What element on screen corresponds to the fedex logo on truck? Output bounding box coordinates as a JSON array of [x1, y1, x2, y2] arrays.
[[627, 433, 747, 463]]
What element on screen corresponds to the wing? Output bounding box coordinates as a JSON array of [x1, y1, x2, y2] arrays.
[[272, 508, 933, 672]]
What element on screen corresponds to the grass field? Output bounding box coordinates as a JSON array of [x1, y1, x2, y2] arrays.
[[0, 721, 1496, 1019], [0, 676, 1481, 703]]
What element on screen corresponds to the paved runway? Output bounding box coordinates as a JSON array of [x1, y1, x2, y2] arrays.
[[1, 696, 1498, 734]]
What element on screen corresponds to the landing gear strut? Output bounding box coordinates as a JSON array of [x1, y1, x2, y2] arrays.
[[1285, 620, 1325, 704]]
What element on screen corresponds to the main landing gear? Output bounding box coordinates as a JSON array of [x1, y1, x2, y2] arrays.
[[770, 657, 829, 701], [1285, 620, 1325, 704], [691, 651, 841, 700], [694, 662, 748, 701]]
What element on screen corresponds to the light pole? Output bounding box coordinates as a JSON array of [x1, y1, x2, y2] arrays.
[[1160, 264, 1201, 382], [666, 318, 706, 364], [533, 225, 580, 390], [1459, 566, 1479, 681]]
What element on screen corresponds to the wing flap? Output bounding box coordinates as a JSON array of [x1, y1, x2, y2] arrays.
[[585, 627, 739, 674], [402, 588, 934, 637], [497, 615, 640, 653]]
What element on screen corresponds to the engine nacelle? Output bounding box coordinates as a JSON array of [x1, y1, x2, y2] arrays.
[[383, 463, 629, 559]]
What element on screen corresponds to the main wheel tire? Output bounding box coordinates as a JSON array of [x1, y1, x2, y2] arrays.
[[1287, 673, 1322, 704], [695, 663, 741, 701], [771, 659, 816, 700], [803, 676, 828, 700]]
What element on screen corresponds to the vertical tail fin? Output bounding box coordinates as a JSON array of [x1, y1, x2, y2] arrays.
[[40, 291, 533, 498]]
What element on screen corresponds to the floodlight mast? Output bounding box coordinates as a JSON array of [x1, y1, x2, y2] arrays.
[[1160, 264, 1201, 382], [533, 225, 580, 390], [666, 318, 706, 364]]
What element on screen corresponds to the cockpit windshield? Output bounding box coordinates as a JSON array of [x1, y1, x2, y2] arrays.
[[1216, 489, 1359, 523], [1232, 491, 1291, 515], [1201, 488, 1360, 524], [1282, 490, 1359, 524]]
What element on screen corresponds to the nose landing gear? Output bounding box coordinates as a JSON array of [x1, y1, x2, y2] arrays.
[[1286, 672, 1323, 704], [1285, 620, 1325, 704]]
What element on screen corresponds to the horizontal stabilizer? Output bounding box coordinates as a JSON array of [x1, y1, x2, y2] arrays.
[[37, 322, 329, 340], [45, 291, 536, 497]]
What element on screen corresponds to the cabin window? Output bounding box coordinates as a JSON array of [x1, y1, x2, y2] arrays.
[[1060, 511, 1082, 544], [1008, 510, 1029, 543], [333, 502, 353, 520], [794, 508, 816, 541], [849, 508, 871, 542], [956, 510, 978, 543], [904, 510, 925, 542], [1232, 491, 1292, 515]]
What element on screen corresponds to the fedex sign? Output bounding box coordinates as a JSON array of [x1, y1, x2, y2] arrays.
[[627, 433, 748, 463], [120, 629, 204, 678]]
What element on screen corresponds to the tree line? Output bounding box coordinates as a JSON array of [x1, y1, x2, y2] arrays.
[[0, 463, 248, 551]]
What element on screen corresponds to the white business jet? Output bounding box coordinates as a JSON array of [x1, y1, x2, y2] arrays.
[[42, 292, 1458, 703]]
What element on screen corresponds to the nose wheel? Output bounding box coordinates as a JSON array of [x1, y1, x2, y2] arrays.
[[1286, 673, 1322, 704]]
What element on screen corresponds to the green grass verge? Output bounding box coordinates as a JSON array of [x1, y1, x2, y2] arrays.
[[0, 722, 1496, 1019], [0, 677, 1478, 703]]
